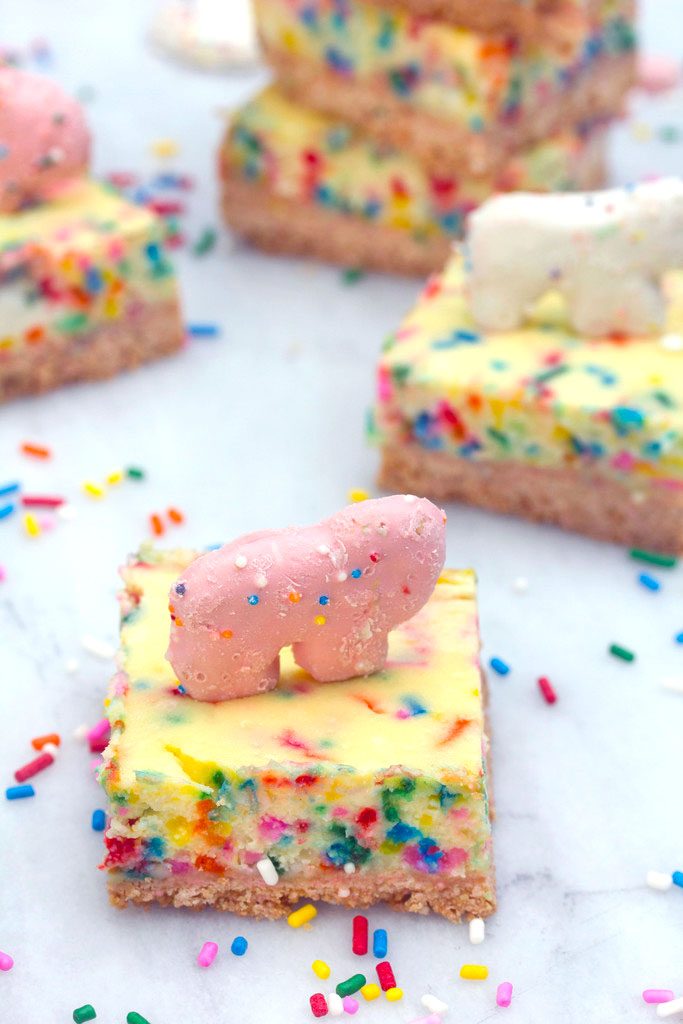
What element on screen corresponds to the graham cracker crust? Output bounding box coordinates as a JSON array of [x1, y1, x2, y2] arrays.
[[0, 298, 184, 402], [109, 867, 495, 922], [265, 49, 635, 176], [379, 443, 683, 553]]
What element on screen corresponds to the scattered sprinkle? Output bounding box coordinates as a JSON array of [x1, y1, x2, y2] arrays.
[[673, 871, 683, 887], [126, 466, 146, 480], [372, 928, 387, 958], [21, 494, 65, 508], [86, 719, 111, 752], [6, 784, 35, 800], [360, 983, 380, 1001], [657, 997, 683, 1018], [0, 503, 16, 521], [288, 904, 317, 929], [312, 960, 331, 980], [150, 513, 165, 537], [327, 992, 344, 1016], [0, 952, 14, 971], [81, 635, 115, 660], [310, 993, 328, 1018], [151, 138, 180, 158], [23, 512, 41, 537], [644, 991, 676, 1004], [168, 506, 184, 524], [489, 657, 510, 676], [106, 470, 124, 486], [0, 481, 20, 497], [14, 751, 54, 782], [343, 996, 360, 1014], [460, 964, 488, 980], [336, 975, 366, 997], [187, 323, 220, 338], [497, 981, 514, 1007], [609, 643, 635, 662], [126, 1014, 151, 1024], [421, 994, 448, 1014], [197, 941, 219, 967], [386, 987, 403, 1002], [231, 936, 248, 956], [538, 676, 557, 704], [31, 732, 60, 750], [342, 267, 365, 284], [72, 1007, 97, 1023], [256, 857, 279, 885], [348, 489, 370, 503], [376, 962, 396, 991], [82, 481, 104, 500], [352, 915, 368, 955], [247, 594, 259, 606], [193, 227, 217, 256], [630, 549, 677, 568], [21, 442, 51, 459], [469, 917, 485, 944], [91, 809, 106, 832], [638, 572, 661, 591]]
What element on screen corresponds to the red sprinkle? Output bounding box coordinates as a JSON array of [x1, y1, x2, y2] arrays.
[[148, 199, 185, 216], [31, 732, 60, 750], [167, 506, 185, 525], [376, 961, 396, 991], [14, 751, 54, 782], [21, 495, 65, 508], [20, 442, 51, 459], [310, 993, 328, 1018], [538, 676, 557, 704], [352, 915, 368, 955], [150, 513, 165, 537]]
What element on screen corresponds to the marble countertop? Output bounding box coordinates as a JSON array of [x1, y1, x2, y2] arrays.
[[1, 2, 682, 1022]]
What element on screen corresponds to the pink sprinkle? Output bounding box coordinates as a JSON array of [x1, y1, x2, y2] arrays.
[[342, 997, 359, 1014], [538, 676, 557, 704], [396, 709, 411, 719], [0, 566, 6, 582], [197, 941, 218, 967], [0, 951, 14, 971], [497, 982, 513, 1007], [637, 54, 681, 94], [87, 718, 111, 752], [643, 990, 675, 1004]]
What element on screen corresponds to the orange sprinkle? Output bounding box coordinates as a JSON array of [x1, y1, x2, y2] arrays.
[[174, 617, 184, 628], [167, 507, 184, 524], [353, 694, 384, 714], [150, 513, 165, 536], [220, 629, 233, 639], [21, 442, 51, 459], [437, 717, 472, 747], [288, 591, 302, 603], [25, 325, 46, 345], [31, 732, 60, 750]]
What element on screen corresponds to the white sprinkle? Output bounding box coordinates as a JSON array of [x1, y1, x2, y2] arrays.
[[662, 677, 683, 694], [56, 503, 77, 521], [661, 333, 683, 351], [81, 634, 115, 660], [42, 743, 59, 757], [512, 576, 529, 594], [73, 723, 89, 741], [657, 996, 683, 1018], [327, 993, 344, 1016], [469, 917, 485, 944], [647, 870, 673, 891], [255, 574, 268, 588], [234, 555, 247, 569], [317, 544, 330, 555], [338, 887, 350, 898], [64, 657, 80, 673], [256, 857, 279, 886], [337, 572, 347, 582], [421, 993, 449, 1014], [343, 862, 356, 874]]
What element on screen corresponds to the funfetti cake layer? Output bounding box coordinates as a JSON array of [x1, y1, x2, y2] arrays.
[[254, 0, 635, 176], [221, 87, 607, 277], [375, 254, 683, 553], [0, 180, 183, 401], [100, 548, 495, 922]]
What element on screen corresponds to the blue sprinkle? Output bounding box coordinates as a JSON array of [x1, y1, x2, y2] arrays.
[[247, 594, 259, 605], [0, 481, 20, 498], [319, 595, 329, 605], [91, 809, 106, 831], [403, 696, 427, 716], [0, 503, 16, 520], [386, 821, 421, 843], [675, 632, 683, 644], [6, 785, 35, 800], [176, 684, 186, 695], [187, 323, 220, 338], [490, 657, 510, 676], [145, 242, 161, 261], [373, 928, 388, 958], [206, 543, 222, 551], [638, 573, 661, 592], [174, 582, 186, 596], [611, 406, 645, 434], [350, 568, 362, 579], [673, 871, 683, 888], [231, 936, 248, 956], [85, 267, 103, 294]]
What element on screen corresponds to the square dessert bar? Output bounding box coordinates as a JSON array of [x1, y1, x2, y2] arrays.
[[0, 180, 183, 401], [376, 254, 683, 552], [221, 86, 607, 277], [254, 0, 635, 175], [100, 548, 495, 922]]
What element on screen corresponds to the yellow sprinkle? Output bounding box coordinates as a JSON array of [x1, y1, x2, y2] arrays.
[[361, 983, 380, 1001], [312, 960, 330, 980], [82, 481, 104, 499], [386, 987, 403, 1002], [106, 469, 124, 486], [314, 615, 326, 626], [460, 964, 488, 980], [287, 904, 317, 928], [348, 488, 370, 503], [152, 138, 180, 158], [23, 512, 41, 538]]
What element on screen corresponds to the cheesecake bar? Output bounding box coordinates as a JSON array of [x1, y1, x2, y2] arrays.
[[375, 253, 683, 552], [100, 547, 495, 921], [0, 180, 183, 401], [254, 0, 635, 175], [222, 87, 607, 276]]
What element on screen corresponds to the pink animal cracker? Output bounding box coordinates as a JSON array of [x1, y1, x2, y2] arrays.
[[167, 495, 447, 701], [0, 66, 90, 213]]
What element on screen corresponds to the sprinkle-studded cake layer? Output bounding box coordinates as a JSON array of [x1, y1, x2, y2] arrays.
[[223, 87, 607, 241], [375, 254, 683, 491], [0, 180, 178, 357], [254, 0, 635, 136], [100, 549, 493, 903]]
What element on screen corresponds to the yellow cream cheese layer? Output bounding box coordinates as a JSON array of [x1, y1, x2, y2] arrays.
[[100, 548, 492, 883], [375, 254, 683, 489], [225, 86, 605, 238], [0, 180, 176, 352]]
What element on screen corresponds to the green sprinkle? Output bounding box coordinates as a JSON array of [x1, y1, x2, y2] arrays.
[[629, 548, 678, 568], [609, 643, 635, 662], [73, 1007, 97, 1024], [126, 466, 146, 481], [193, 227, 217, 256], [127, 1014, 151, 1024], [336, 974, 366, 997], [57, 312, 89, 334], [342, 266, 366, 284]]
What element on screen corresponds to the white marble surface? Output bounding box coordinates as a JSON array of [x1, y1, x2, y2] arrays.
[[2, 2, 683, 1022]]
